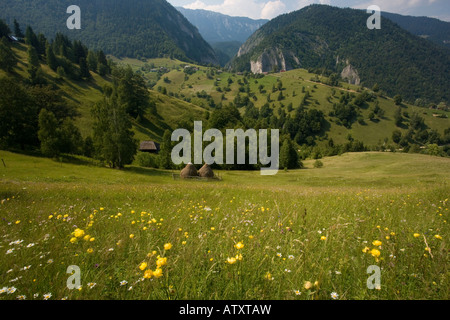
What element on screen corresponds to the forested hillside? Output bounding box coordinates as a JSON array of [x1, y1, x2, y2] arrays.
[[0, 0, 218, 64], [231, 5, 450, 105]]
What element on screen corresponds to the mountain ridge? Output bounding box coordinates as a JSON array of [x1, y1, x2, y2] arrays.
[[176, 7, 268, 44], [230, 4, 450, 105], [0, 0, 218, 64]]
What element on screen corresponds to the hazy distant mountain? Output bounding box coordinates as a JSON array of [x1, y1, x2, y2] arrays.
[[0, 0, 218, 64], [177, 7, 268, 44], [383, 12, 450, 49], [231, 4, 450, 104]]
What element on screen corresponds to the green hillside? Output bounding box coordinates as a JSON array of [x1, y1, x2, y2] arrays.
[[1, 34, 449, 171], [0, 0, 218, 64], [117, 56, 450, 152], [1, 41, 207, 145], [230, 5, 450, 106]]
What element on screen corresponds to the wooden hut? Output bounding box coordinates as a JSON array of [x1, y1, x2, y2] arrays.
[[139, 141, 160, 154]]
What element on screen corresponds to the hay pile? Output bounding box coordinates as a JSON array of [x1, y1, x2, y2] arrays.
[[180, 163, 198, 178], [198, 163, 214, 178]]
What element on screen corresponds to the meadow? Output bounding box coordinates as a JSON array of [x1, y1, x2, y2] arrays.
[[0, 150, 448, 300]]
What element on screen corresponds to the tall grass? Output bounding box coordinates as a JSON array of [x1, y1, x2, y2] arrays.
[[0, 151, 448, 300]]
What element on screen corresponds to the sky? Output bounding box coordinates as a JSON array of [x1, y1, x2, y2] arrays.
[[167, 0, 450, 21]]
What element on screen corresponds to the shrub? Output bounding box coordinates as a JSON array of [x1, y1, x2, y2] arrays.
[[136, 152, 158, 168], [313, 160, 324, 168]]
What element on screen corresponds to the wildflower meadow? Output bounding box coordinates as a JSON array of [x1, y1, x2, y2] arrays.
[[0, 151, 448, 300]]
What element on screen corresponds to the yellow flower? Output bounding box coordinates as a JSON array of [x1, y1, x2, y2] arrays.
[[370, 249, 381, 258], [89, 237, 95, 242], [314, 281, 320, 288], [15, 220, 21, 224], [385, 236, 390, 240], [236, 254, 243, 261], [264, 272, 273, 280], [226, 257, 237, 264], [413, 233, 420, 238], [156, 256, 167, 268], [87, 248, 93, 254], [164, 243, 172, 250], [234, 241, 244, 250], [48, 215, 54, 219], [129, 234, 135, 239], [153, 268, 163, 278], [434, 235, 442, 240], [143, 269, 153, 279], [83, 235, 91, 241], [74, 228, 85, 238], [70, 237, 77, 244], [362, 246, 370, 253], [320, 236, 327, 241], [372, 240, 382, 246], [139, 262, 148, 271], [210, 227, 215, 231], [304, 281, 313, 290], [182, 241, 187, 245]]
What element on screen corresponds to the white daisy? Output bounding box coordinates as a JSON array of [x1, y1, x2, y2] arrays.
[[7, 287, 17, 294], [331, 292, 339, 300], [43, 293, 52, 300]]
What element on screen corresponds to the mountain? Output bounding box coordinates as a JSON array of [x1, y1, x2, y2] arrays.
[[383, 12, 450, 49], [230, 4, 450, 105], [211, 41, 243, 66], [0, 0, 218, 64], [176, 7, 268, 44]]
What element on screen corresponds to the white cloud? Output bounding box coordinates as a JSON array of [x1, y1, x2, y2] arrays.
[[261, 1, 287, 19], [184, 0, 266, 19], [181, 0, 449, 21], [353, 0, 444, 14]]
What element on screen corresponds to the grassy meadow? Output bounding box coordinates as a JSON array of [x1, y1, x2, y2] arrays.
[[0, 150, 448, 300]]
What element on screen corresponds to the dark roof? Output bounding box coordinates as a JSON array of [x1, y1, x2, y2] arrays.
[[139, 141, 160, 152]]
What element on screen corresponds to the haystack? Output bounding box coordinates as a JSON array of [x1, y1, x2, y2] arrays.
[[198, 163, 215, 178], [180, 162, 198, 178]]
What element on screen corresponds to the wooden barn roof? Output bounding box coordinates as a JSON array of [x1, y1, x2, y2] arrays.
[[139, 141, 160, 152]]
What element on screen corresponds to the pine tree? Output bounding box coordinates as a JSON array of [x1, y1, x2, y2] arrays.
[[0, 77, 38, 148], [46, 44, 57, 71], [159, 130, 173, 169], [0, 19, 11, 38], [394, 107, 403, 127], [86, 50, 98, 73], [27, 46, 40, 67], [38, 109, 60, 157], [13, 19, 24, 38], [79, 57, 91, 79], [0, 37, 17, 72], [25, 26, 39, 49], [279, 138, 301, 170]]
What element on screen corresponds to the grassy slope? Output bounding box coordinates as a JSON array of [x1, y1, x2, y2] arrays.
[[2, 43, 208, 144], [0, 150, 448, 300], [130, 59, 449, 147], [7, 43, 448, 150]]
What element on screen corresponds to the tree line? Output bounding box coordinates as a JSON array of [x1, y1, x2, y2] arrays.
[[0, 19, 154, 168]]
